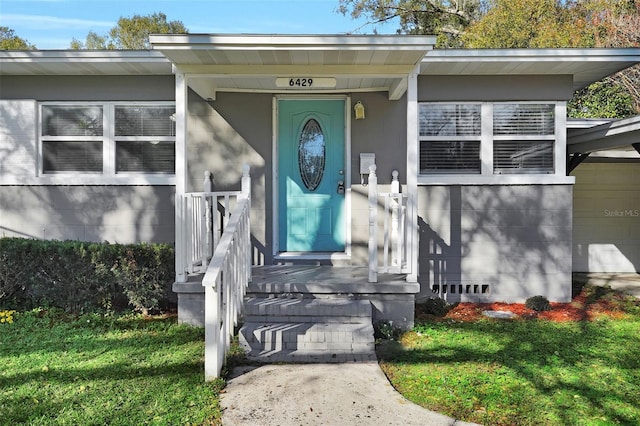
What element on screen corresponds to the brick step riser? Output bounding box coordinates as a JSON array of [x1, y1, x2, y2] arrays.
[[244, 315, 371, 324], [240, 324, 374, 344], [243, 298, 373, 318]]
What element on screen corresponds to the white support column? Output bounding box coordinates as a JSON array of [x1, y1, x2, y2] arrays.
[[174, 70, 189, 283], [406, 66, 419, 283], [555, 102, 568, 177]]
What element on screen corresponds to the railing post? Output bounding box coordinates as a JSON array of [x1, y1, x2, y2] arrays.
[[203, 170, 213, 193], [368, 164, 378, 283], [241, 164, 252, 282], [175, 193, 187, 283], [391, 170, 400, 268]]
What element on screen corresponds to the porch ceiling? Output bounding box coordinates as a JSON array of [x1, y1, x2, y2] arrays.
[[421, 48, 640, 91], [149, 34, 436, 101]]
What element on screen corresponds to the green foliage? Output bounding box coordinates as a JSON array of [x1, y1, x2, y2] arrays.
[[338, 0, 484, 47], [70, 12, 188, 50], [462, 0, 591, 48], [0, 238, 175, 314], [374, 320, 403, 340], [568, 79, 636, 118], [0, 311, 225, 424], [416, 297, 452, 317], [0, 26, 36, 50], [524, 295, 551, 312]]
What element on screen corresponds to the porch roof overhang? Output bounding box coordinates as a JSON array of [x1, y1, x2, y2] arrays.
[[567, 115, 640, 155], [149, 34, 437, 101], [0, 50, 172, 75], [420, 48, 640, 91]]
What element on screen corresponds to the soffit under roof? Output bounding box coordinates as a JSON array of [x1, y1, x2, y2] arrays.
[[149, 34, 436, 100], [421, 48, 640, 91], [0, 50, 172, 75]]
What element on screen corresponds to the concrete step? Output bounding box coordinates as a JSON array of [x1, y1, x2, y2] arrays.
[[239, 297, 376, 363], [243, 297, 372, 322]]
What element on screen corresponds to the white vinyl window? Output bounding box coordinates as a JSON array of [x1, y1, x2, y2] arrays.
[[41, 105, 104, 173], [493, 104, 555, 174], [419, 103, 481, 174], [419, 102, 559, 181], [40, 102, 175, 176]]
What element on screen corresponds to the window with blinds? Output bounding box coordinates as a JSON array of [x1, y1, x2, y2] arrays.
[[419, 104, 481, 174], [493, 104, 555, 174], [40, 103, 175, 175], [41, 106, 104, 173], [419, 102, 558, 178], [115, 106, 176, 173]]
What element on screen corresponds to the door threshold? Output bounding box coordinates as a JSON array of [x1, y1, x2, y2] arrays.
[[274, 252, 350, 262]]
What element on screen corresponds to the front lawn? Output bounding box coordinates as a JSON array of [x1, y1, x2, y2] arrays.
[[379, 286, 640, 426], [0, 310, 224, 425]]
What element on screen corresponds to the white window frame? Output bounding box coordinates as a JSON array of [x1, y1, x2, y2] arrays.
[[38, 101, 176, 185], [418, 101, 572, 185]]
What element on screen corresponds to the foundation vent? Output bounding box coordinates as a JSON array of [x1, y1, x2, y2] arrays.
[[431, 284, 491, 295]]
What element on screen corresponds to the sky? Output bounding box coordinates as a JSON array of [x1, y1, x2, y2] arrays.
[[0, 0, 399, 50]]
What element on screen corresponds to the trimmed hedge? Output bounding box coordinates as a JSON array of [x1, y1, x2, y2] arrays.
[[0, 238, 175, 314]]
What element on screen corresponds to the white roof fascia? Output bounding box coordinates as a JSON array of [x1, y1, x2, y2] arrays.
[[420, 48, 640, 91], [0, 50, 172, 75], [568, 115, 640, 154], [149, 33, 438, 51]]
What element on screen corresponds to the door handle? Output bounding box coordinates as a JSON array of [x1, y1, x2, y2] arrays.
[[337, 180, 345, 195]]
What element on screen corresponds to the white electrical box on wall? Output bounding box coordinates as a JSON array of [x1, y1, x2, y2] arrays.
[[359, 153, 375, 175]]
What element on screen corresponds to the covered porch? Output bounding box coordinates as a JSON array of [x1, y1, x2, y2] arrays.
[[150, 34, 437, 379]]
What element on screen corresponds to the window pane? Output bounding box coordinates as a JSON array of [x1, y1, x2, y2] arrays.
[[420, 141, 480, 174], [494, 104, 554, 135], [298, 119, 325, 191], [43, 141, 103, 173], [115, 106, 176, 136], [42, 106, 103, 136], [116, 141, 175, 173], [420, 104, 481, 136], [494, 141, 554, 174]]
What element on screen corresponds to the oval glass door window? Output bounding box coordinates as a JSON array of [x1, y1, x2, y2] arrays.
[[298, 118, 325, 191]]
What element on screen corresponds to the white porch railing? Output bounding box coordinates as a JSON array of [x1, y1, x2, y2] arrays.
[[368, 165, 411, 283], [175, 172, 245, 282], [201, 165, 252, 381]]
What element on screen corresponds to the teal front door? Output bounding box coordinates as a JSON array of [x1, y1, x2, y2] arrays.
[[278, 99, 345, 252]]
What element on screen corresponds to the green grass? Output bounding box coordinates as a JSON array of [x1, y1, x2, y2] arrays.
[[379, 294, 640, 425], [0, 309, 226, 425]]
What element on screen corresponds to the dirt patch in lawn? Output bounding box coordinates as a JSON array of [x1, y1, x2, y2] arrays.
[[417, 285, 640, 323]]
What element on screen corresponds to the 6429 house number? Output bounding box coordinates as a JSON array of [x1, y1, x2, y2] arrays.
[[275, 77, 336, 89], [290, 78, 313, 87]]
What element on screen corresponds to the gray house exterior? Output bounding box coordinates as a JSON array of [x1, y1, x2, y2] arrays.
[[2, 35, 639, 320]]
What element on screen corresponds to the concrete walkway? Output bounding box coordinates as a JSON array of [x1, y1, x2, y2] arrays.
[[221, 363, 477, 426]]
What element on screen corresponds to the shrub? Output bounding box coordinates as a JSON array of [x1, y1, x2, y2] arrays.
[[525, 295, 551, 312], [0, 238, 175, 314], [416, 297, 452, 317]]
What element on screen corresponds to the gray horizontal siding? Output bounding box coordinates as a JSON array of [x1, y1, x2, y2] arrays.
[[0, 75, 175, 101], [418, 75, 574, 102], [572, 162, 640, 272], [0, 185, 175, 243], [417, 184, 573, 302]]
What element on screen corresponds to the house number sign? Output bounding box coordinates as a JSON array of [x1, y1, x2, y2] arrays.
[[275, 77, 336, 89]]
